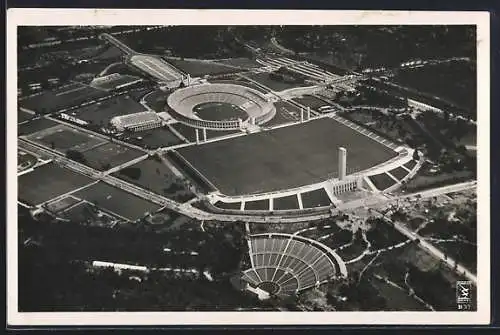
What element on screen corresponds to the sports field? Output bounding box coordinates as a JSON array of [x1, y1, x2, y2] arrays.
[[208, 79, 269, 94], [45, 195, 82, 214], [166, 58, 239, 77], [73, 95, 147, 125], [19, 82, 108, 114], [176, 117, 397, 196], [292, 95, 330, 110], [216, 57, 262, 69], [18, 118, 59, 136], [82, 143, 145, 171], [18, 163, 94, 205], [246, 72, 305, 92], [193, 102, 247, 121], [143, 89, 169, 112], [27, 124, 106, 153], [131, 127, 184, 149], [112, 157, 194, 202], [72, 181, 162, 221]]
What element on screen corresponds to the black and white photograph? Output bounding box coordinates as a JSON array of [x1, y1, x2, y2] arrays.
[[7, 9, 490, 326]]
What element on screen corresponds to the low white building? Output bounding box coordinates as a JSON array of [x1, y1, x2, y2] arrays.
[[110, 111, 162, 132], [408, 98, 442, 113]]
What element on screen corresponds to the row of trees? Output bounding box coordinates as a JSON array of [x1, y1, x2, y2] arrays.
[[18, 207, 254, 311]]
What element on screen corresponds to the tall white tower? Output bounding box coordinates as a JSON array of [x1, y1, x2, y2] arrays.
[[338, 147, 347, 180]]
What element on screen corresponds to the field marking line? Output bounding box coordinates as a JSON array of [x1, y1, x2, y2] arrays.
[[77, 199, 132, 222], [39, 180, 100, 208], [135, 59, 172, 81], [54, 84, 88, 97], [296, 193, 304, 210], [401, 165, 412, 173], [386, 171, 401, 183], [59, 198, 85, 213]]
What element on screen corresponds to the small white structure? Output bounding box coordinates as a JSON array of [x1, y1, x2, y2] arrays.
[[110, 111, 162, 132], [92, 260, 149, 273], [407, 98, 442, 113], [245, 284, 271, 300]]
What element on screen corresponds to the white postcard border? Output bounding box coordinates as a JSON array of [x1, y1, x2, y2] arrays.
[[6, 9, 491, 326]]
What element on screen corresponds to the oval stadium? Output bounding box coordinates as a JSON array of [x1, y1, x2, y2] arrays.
[[167, 83, 276, 130], [241, 233, 347, 298]]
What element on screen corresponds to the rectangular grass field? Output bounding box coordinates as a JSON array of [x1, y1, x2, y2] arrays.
[[73, 95, 147, 125], [112, 157, 194, 201], [176, 117, 397, 196], [82, 142, 145, 171], [27, 125, 106, 153], [292, 95, 330, 110], [246, 72, 303, 92], [72, 181, 162, 221], [18, 163, 94, 206], [19, 83, 108, 114], [18, 118, 58, 136]]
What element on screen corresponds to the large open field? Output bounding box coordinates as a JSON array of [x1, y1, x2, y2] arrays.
[[143, 89, 169, 112], [73, 95, 147, 125], [216, 57, 262, 69], [72, 181, 162, 221], [19, 82, 109, 114], [112, 157, 195, 202], [176, 117, 397, 196], [394, 62, 476, 114], [165, 58, 240, 77], [246, 72, 303, 92], [82, 143, 145, 171], [26, 124, 106, 153], [292, 95, 330, 110], [18, 118, 59, 136], [125, 127, 185, 149], [18, 163, 94, 205], [208, 78, 269, 94]]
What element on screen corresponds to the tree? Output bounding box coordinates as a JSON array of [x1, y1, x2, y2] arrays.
[[412, 150, 420, 161]]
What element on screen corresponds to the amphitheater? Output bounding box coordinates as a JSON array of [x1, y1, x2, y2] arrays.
[[166, 83, 276, 130], [241, 233, 347, 298]]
